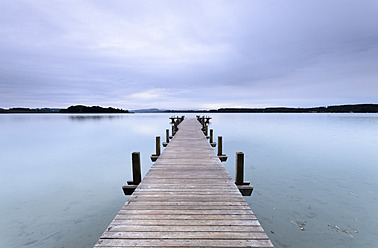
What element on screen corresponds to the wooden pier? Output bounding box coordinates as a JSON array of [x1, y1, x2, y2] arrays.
[[95, 117, 274, 247]]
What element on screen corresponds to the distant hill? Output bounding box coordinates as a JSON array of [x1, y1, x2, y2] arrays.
[[1, 104, 377, 114], [130, 104, 378, 113], [216, 104, 378, 113], [59, 105, 129, 113], [132, 108, 165, 113], [0, 108, 61, 113]]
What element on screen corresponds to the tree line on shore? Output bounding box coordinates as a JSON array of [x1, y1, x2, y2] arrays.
[[0, 105, 129, 113], [1, 104, 378, 113]]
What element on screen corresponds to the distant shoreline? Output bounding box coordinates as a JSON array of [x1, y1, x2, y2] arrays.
[[1, 104, 378, 114]]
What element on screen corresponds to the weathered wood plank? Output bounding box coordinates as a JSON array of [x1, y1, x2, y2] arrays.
[[106, 224, 264, 232], [101, 231, 269, 239], [113, 214, 257, 220], [122, 205, 251, 210], [125, 201, 249, 206], [117, 209, 254, 215], [110, 219, 261, 226], [95, 239, 274, 247]]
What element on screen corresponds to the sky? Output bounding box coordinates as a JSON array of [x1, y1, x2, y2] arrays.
[[1, 0, 378, 110]]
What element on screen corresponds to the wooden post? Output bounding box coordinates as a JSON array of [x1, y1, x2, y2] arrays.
[[235, 152, 244, 185], [156, 136, 161, 156], [163, 129, 169, 147], [123, 152, 141, 195], [210, 129, 216, 147], [132, 152, 141, 184], [234, 152, 253, 196], [217, 136, 228, 162], [150, 136, 161, 162], [217, 136, 223, 156]]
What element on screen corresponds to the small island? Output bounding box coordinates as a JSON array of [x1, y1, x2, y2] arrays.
[[59, 105, 129, 113]]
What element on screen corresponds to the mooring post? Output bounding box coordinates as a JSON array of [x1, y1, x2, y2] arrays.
[[163, 129, 169, 147], [217, 136, 223, 156], [156, 136, 161, 156], [234, 152, 253, 196], [123, 152, 141, 195], [210, 129, 216, 147], [235, 152, 244, 185], [217, 136, 228, 162], [150, 136, 161, 162], [173, 121, 178, 136], [132, 152, 141, 184]]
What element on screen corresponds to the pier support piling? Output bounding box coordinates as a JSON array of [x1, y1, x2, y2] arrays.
[[235, 152, 244, 185], [163, 129, 169, 147], [210, 129, 216, 147], [123, 152, 141, 195], [217, 136, 228, 162], [235, 152, 253, 196], [150, 136, 161, 162]]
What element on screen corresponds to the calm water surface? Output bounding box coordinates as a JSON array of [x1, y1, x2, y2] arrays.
[[0, 113, 377, 247]]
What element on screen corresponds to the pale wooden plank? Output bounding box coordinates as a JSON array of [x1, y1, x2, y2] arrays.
[[112, 214, 257, 220], [106, 224, 264, 232], [95, 239, 274, 247], [101, 231, 269, 239], [110, 219, 261, 226], [125, 201, 249, 206], [122, 205, 251, 210], [117, 209, 254, 215]]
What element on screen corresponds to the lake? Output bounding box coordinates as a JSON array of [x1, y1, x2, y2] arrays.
[[0, 113, 377, 248]]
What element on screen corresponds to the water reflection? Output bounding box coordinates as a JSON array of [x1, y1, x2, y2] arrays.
[[68, 114, 128, 121]]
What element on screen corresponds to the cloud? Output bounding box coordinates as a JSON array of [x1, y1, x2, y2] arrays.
[[0, 0, 377, 109]]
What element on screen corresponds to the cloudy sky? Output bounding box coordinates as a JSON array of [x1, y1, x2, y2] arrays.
[[1, 0, 377, 109]]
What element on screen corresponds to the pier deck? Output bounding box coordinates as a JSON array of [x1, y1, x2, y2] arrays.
[[95, 118, 273, 247]]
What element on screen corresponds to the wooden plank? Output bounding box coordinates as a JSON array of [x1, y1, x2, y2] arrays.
[[96, 118, 274, 248], [101, 231, 269, 239], [132, 191, 241, 195], [113, 214, 257, 220], [122, 205, 251, 210], [125, 201, 249, 206], [106, 225, 264, 232], [117, 209, 254, 215], [110, 219, 261, 226], [95, 239, 274, 247]]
